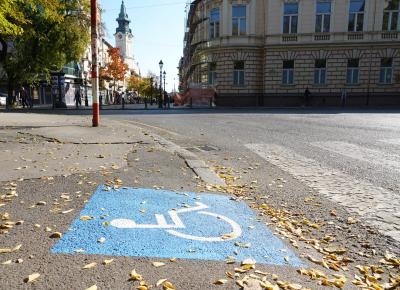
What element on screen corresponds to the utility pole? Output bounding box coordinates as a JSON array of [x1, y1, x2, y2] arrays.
[[91, 0, 100, 127]]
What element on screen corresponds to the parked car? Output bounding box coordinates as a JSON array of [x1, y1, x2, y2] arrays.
[[0, 93, 7, 106]]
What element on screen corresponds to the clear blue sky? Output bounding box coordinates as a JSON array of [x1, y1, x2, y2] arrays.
[[99, 0, 188, 91]]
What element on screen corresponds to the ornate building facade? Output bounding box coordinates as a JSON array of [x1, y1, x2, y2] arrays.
[[179, 0, 400, 106]]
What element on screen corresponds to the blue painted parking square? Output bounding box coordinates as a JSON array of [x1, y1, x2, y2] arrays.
[[52, 187, 303, 266]]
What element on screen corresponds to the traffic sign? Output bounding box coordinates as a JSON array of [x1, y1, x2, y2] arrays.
[[52, 187, 303, 266]]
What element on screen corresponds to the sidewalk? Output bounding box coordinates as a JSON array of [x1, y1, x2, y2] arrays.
[[0, 103, 177, 111]]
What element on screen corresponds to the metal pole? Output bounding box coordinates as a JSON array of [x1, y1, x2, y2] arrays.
[[159, 69, 163, 109], [91, 0, 100, 127]]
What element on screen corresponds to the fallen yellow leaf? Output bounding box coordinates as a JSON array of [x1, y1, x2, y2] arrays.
[[102, 259, 114, 265], [156, 279, 168, 287], [49, 232, 62, 239], [83, 262, 97, 269], [214, 279, 228, 285], [152, 261, 166, 268], [130, 269, 143, 281], [24, 273, 40, 283], [1, 260, 12, 265], [163, 281, 175, 290], [80, 216, 94, 221], [85, 285, 97, 290]]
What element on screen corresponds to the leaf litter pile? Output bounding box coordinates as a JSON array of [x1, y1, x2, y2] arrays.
[[198, 164, 400, 290]]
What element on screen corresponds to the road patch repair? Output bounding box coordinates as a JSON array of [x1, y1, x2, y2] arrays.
[[52, 187, 303, 266]]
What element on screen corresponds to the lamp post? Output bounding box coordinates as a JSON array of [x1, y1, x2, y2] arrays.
[[159, 60, 163, 109], [163, 71, 168, 109]]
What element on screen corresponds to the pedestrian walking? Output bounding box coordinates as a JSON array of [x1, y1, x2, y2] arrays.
[[341, 88, 347, 107], [304, 87, 311, 107], [20, 86, 29, 108], [27, 87, 33, 109], [74, 87, 82, 109]]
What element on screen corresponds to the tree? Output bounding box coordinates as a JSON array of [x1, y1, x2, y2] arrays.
[[0, 0, 90, 103], [127, 74, 141, 93], [102, 47, 128, 94], [0, 0, 62, 38]]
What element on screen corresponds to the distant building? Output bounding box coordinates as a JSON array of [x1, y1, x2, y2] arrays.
[[179, 0, 400, 107], [115, 0, 139, 75]]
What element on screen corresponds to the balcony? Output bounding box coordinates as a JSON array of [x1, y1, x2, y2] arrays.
[[347, 33, 364, 41], [282, 35, 298, 42], [381, 32, 398, 40], [314, 34, 331, 41]]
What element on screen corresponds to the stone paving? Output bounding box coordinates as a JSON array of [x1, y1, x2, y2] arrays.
[[246, 143, 400, 242]]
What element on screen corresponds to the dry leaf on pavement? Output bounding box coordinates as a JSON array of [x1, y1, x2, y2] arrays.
[[80, 216, 94, 221], [83, 262, 97, 269], [152, 261, 166, 268], [49, 232, 62, 239], [156, 279, 168, 287], [213, 279, 228, 285], [0, 244, 22, 254], [163, 281, 176, 290], [130, 269, 143, 281], [24, 273, 40, 283], [102, 259, 114, 265]]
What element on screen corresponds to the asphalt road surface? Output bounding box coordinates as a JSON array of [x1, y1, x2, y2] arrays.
[[1, 109, 399, 290], [110, 109, 400, 192], [109, 108, 400, 242]]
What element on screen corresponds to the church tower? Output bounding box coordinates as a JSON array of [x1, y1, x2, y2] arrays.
[[115, 1, 138, 74]]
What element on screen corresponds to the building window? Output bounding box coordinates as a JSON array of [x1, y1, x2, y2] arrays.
[[233, 61, 245, 86], [232, 5, 246, 36], [208, 62, 217, 85], [348, 0, 365, 32], [314, 59, 327, 84], [383, 0, 400, 31], [346, 58, 360, 84], [380, 58, 393, 84], [316, 1, 331, 33], [209, 8, 220, 39], [282, 60, 294, 84], [283, 3, 299, 34]]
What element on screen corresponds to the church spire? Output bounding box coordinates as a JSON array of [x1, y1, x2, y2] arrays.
[[116, 0, 131, 34], [118, 0, 128, 21]]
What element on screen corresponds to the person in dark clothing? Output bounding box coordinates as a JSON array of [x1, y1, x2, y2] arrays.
[[304, 87, 311, 107], [75, 88, 82, 109], [20, 87, 29, 108]]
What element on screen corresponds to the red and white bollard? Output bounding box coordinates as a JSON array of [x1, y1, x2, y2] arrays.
[[91, 0, 100, 127]]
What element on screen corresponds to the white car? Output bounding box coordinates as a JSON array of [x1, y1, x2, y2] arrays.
[[0, 93, 6, 106]]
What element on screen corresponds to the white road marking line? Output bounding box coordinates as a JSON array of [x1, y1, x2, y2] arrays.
[[245, 143, 400, 242], [311, 141, 400, 172]]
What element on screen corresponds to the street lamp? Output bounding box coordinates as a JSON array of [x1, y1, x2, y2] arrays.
[[158, 60, 163, 109], [163, 71, 168, 109]]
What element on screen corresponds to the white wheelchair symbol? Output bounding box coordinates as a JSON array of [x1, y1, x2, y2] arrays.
[[110, 202, 242, 242]]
